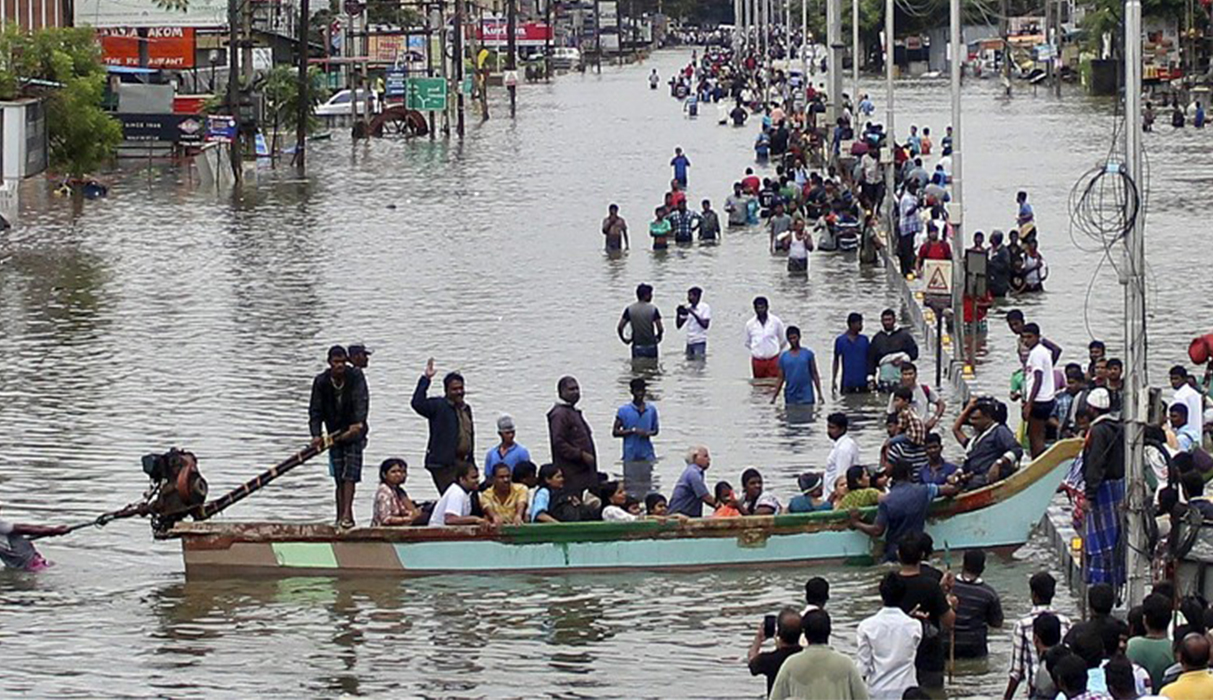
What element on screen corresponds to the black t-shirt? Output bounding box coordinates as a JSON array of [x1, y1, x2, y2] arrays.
[[749, 645, 803, 694], [897, 572, 950, 673]]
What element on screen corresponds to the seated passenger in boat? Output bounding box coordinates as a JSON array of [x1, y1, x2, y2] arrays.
[[710, 481, 742, 518], [511, 461, 538, 489], [371, 458, 420, 527], [530, 463, 585, 523], [951, 397, 1023, 490], [787, 473, 832, 513], [835, 465, 882, 510], [740, 468, 783, 515], [427, 463, 490, 527], [480, 463, 529, 525], [645, 493, 669, 516], [599, 481, 637, 522]]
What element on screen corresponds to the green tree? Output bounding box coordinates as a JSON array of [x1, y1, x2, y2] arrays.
[[0, 25, 122, 178], [262, 64, 331, 135]]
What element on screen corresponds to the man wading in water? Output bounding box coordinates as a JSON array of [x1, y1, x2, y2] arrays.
[[602, 203, 629, 251], [309, 345, 369, 529]]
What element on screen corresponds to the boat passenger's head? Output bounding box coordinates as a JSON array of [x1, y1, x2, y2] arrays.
[[714, 481, 733, 504], [512, 461, 538, 488], [557, 376, 580, 405], [827, 412, 849, 440], [379, 458, 407, 486], [327, 345, 348, 377], [845, 465, 868, 492], [443, 371, 465, 405], [686, 445, 710, 470], [538, 463, 564, 491], [491, 463, 512, 491], [741, 468, 763, 499], [645, 493, 668, 516], [924, 433, 944, 464], [880, 308, 896, 332], [455, 463, 479, 493], [599, 480, 625, 506]]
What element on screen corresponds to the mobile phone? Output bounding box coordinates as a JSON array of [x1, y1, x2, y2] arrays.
[[763, 614, 777, 640]]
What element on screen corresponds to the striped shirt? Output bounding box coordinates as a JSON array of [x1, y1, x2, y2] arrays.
[[1008, 605, 1072, 692]]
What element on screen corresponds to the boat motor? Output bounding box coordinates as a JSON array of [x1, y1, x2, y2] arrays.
[[141, 448, 209, 532]]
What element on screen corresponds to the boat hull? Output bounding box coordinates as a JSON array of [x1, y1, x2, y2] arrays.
[[169, 440, 1081, 578]]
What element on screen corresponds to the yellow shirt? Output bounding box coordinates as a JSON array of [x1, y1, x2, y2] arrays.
[[481, 483, 528, 522], [1160, 670, 1213, 700]]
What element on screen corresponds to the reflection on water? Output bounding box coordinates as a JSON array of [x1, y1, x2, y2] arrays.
[[0, 47, 1208, 697]]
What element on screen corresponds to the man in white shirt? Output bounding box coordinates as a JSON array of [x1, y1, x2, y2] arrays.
[[676, 286, 711, 359], [428, 463, 490, 527], [824, 413, 861, 492], [857, 571, 922, 700], [744, 296, 786, 379], [1021, 323, 1056, 459], [1170, 365, 1205, 440]]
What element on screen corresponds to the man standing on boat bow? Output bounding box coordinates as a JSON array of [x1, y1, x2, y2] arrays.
[[309, 345, 369, 529], [412, 359, 475, 496]]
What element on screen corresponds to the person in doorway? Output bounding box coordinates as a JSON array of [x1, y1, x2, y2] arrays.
[[613, 378, 659, 465], [833, 313, 871, 393], [946, 550, 1004, 659], [411, 358, 473, 496], [676, 286, 712, 359], [745, 296, 787, 379], [670, 146, 691, 188], [602, 203, 629, 251], [310, 345, 369, 529], [618, 283, 663, 359], [1021, 323, 1057, 459], [427, 462, 490, 527], [772, 326, 823, 406], [547, 376, 598, 498], [868, 308, 919, 390]]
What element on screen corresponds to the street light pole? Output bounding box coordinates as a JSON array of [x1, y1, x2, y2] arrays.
[[950, 0, 965, 370]]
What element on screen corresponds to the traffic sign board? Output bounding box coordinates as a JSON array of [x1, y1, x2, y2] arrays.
[[922, 259, 954, 311], [385, 68, 407, 98], [406, 77, 447, 111]]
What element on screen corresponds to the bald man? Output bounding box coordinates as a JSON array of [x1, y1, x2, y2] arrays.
[[1160, 633, 1213, 700]]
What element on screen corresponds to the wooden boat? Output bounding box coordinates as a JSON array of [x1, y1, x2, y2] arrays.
[[163, 439, 1082, 578]]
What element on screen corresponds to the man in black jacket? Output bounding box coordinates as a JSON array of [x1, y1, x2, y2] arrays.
[[412, 358, 475, 495], [1082, 387, 1125, 585], [868, 308, 919, 390], [309, 345, 369, 529]]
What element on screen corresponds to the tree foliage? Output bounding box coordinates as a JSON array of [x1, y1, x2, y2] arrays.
[[0, 26, 121, 178], [262, 65, 331, 134]]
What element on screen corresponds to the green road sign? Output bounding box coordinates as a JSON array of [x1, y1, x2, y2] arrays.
[[406, 77, 447, 111], [461, 76, 472, 96]]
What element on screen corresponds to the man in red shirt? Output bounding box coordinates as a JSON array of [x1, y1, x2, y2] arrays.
[[742, 167, 761, 194], [915, 223, 952, 277]]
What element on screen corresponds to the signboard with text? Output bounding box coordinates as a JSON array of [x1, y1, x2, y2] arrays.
[[119, 113, 204, 144], [98, 27, 196, 69], [473, 21, 553, 47], [406, 77, 447, 111], [206, 115, 237, 143]]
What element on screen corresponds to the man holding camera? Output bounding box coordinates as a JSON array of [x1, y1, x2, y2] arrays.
[[675, 286, 711, 359], [748, 607, 803, 696]]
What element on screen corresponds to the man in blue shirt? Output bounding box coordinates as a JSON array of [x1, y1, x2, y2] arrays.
[[773, 326, 822, 406], [850, 457, 959, 561], [612, 378, 659, 462], [832, 312, 871, 393], [1016, 190, 1034, 228], [483, 414, 532, 478], [669, 445, 716, 517], [670, 147, 691, 187], [919, 433, 959, 485]]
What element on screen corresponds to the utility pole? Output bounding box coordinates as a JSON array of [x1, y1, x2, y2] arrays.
[[227, 0, 243, 182], [1123, 0, 1149, 610], [455, 0, 466, 137], [1000, 0, 1011, 93], [544, 0, 552, 81], [426, 2, 437, 137], [507, 0, 517, 117], [883, 0, 894, 227], [852, 0, 859, 99], [595, 0, 602, 73], [801, 0, 807, 79], [1044, 0, 1053, 88], [294, 0, 310, 170], [950, 0, 965, 370], [827, 0, 843, 123]]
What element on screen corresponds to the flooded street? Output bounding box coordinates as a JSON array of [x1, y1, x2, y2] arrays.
[[1, 48, 1210, 697]]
